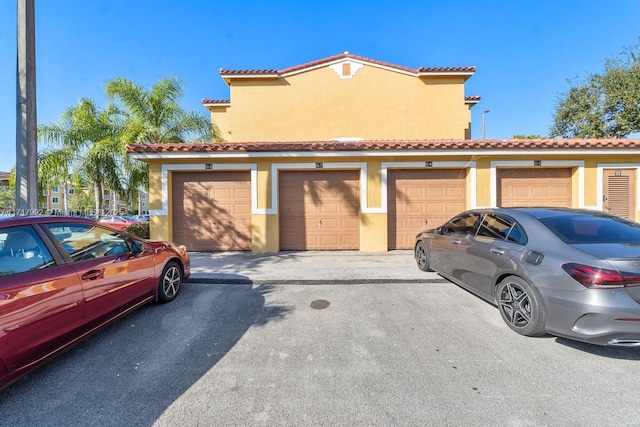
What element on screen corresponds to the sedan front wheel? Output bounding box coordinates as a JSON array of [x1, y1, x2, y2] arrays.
[[496, 276, 546, 336], [414, 242, 432, 272], [158, 261, 182, 303]]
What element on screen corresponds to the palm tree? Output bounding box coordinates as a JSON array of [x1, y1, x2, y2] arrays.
[[38, 146, 75, 213], [105, 76, 219, 144], [105, 76, 221, 208], [38, 98, 123, 214]]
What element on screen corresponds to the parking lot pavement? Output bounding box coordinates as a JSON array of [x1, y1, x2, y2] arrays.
[[188, 250, 445, 284], [2, 281, 640, 426]]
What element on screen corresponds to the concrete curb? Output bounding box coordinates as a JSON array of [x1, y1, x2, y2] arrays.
[[186, 277, 449, 285], [186, 250, 442, 285]]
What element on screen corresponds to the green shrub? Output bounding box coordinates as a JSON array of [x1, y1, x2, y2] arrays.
[[123, 222, 150, 239]]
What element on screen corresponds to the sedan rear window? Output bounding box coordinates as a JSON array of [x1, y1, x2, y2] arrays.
[[0, 227, 55, 276], [442, 213, 482, 235], [477, 214, 527, 245], [540, 214, 640, 243]]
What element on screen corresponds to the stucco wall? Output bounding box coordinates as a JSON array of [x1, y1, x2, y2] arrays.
[[144, 153, 640, 252], [217, 66, 469, 142]]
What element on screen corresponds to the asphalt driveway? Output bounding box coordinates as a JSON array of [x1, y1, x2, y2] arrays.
[[1, 252, 640, 426]]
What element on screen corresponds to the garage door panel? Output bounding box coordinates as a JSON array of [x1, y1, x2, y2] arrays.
[[407, 205, 425, 214], [321, 218, 338, 229], [388, 169, 466, 250], [497, 169, 571, 208], [407, 187, 426, 197], [173, 171, 252, 251], [426, 187, 445, 198], [446, 187, 464, 198], [321, 203, 338, 214], [213, 188, 232, 198], [280, 170, 360, 250], [407, 218, 426, 228]]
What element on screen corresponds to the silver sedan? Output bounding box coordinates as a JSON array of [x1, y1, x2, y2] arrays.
[[414, 207, 640, 346]]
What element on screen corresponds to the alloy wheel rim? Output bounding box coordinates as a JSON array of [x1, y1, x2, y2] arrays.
[[499, 282, 531, 328], [163, 266, 181, 297], [417, 246, 427, 268]]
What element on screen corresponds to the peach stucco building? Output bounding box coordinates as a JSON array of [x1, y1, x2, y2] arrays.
[[128, 52, 640, 252]]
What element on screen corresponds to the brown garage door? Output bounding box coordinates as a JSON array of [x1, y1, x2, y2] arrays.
[[388, 169, 466, 250], [173, 171, 251, 251], [497, 168, 572, 208], [280, 170, 359, 250]]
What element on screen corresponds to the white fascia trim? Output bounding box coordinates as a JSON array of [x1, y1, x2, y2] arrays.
[[150, 163, 258, 216], [220, 73, 279, 79], [489, 160, 585, 208], [203, 102, 231, 107], [130, 149, 640, 162], [268, 162, 383, 215], [382, 161, 477, 210], [596, 163, 640, 211]]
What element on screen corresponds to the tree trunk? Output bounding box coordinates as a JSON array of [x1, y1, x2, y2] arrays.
[[63, 181, 69, 215], [94, 181, 101, 217]]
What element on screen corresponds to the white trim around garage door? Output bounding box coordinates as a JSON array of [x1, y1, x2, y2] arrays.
[[596, 163, 640, 212], [151, 163, 259, 216], [381, 161, 477, 210], [269, 162, 383, 214], [489, 160, 585, 209], [153, 161, 479, 217]]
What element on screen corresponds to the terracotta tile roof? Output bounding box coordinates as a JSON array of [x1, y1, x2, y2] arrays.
[[201, 99, 230, 105], [127, 139, 640, 155], [218, 68, 278, 75], [218, 52, 475, 78], [418, 66, 476, 73]]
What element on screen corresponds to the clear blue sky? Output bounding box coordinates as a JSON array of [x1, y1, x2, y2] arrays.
[[1, 0, 639, 173]]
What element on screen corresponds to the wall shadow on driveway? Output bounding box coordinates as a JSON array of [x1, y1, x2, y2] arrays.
[[0, 281, 291, 426], [188, 250, 312, 281]]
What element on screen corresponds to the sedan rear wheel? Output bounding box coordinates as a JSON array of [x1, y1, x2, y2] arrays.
[[414, 242, 432, 272], [497, 276, 546, 336], [158, 261, 182, 303]]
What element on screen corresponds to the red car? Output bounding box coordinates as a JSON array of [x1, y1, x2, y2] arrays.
[[0, 216, 190, 390], [98, 215, 144, 230]]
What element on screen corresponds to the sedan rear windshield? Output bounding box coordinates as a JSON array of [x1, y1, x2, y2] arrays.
[[539, 215, 640, 243]]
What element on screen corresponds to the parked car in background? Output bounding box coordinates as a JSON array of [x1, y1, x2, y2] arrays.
[[0, 216, 190, 390], [133, 214, 150, 222], [99, 215, 144, 230], [415, 207, 640, 347]]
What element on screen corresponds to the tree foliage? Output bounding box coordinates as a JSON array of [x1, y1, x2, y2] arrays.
[[105, 76, 220, 208], [105, 76, 220, 144], [0, 187, 15, 213], [38, 98, 123, 214], [513, 134, 544, 139], [68, 190, 96, 212], [550, 41, 640, 138], [38, 76, 214, 214]]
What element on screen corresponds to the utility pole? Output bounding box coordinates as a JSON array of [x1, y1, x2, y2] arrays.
[[482, 110, 490, 140], [16, 0, 38, 214]]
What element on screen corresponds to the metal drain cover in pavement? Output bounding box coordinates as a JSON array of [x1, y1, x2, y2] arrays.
[[310, 299, 330, 310]]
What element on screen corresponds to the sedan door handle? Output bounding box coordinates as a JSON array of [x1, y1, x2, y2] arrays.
[[81, 270, 103, 281], [490, 248, 505, 255]]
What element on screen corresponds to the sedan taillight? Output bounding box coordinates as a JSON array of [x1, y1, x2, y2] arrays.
[[562, 263, 640, 288]]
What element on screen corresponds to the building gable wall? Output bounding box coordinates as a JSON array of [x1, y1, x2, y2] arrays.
[[220, 64, 469, 142]]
